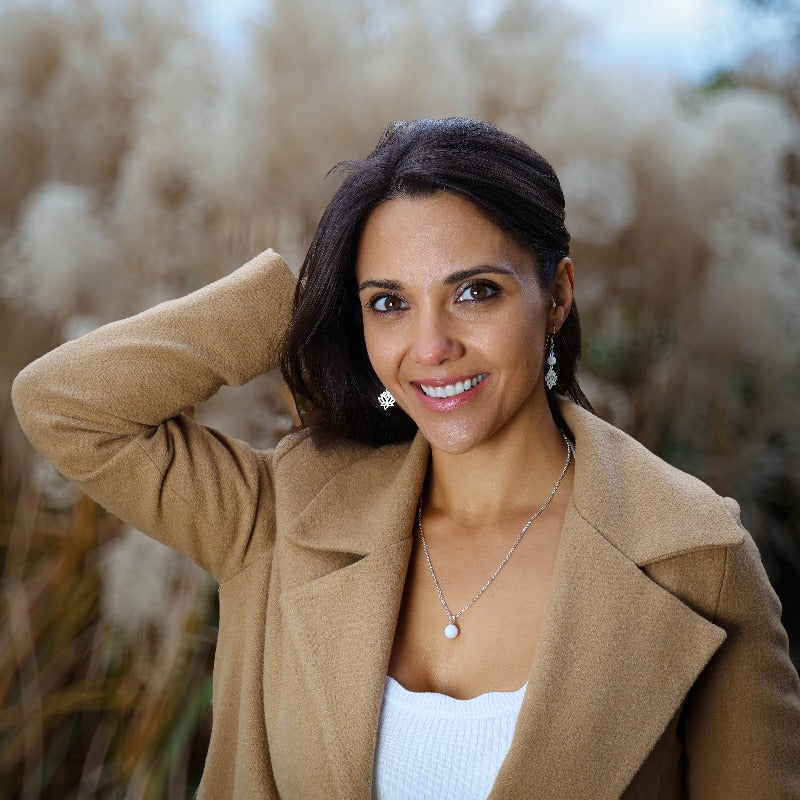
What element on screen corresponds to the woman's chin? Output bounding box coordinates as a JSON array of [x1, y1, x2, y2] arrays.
[[415, 419, 495, 457]]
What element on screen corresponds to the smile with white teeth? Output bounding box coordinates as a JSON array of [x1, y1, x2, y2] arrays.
[[419, 374, 487, 398]]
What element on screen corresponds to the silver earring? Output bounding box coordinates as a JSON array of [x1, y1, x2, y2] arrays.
[[378, 389, 396, 410], [545, 334, 557, 390]]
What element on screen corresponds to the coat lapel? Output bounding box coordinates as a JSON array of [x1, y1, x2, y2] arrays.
[[489, 402, 743, 799], [278, 433, 429, 798], [489, 500, 727, 799]]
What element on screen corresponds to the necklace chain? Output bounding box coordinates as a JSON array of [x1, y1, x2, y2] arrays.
[[417, 432, 572, 637]]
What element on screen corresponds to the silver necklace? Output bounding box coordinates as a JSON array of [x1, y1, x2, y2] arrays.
[[418, 432, 571, 639]]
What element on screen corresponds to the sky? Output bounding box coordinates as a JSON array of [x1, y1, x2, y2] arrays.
[[560, 0, 798, 80], [194, 0, 799, 82]]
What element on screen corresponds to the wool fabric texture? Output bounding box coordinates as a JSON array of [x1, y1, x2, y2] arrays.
[[11, 249, 800, 799]]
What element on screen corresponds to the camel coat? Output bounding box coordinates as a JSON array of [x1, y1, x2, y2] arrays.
[[12, 250, 800, 799]]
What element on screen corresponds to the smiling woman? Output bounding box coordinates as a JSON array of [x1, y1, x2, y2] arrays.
[[283, 118, 591, 449], [11, 117, 800, 799]]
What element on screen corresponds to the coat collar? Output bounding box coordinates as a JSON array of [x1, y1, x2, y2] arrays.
[[277, 402, 742, 798], [281, 399, 743, 564], [559, 400, 744, 565], [280, 431, 429, 557]]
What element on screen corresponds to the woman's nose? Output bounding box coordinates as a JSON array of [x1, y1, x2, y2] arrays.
[[410, 313, 464, 365]]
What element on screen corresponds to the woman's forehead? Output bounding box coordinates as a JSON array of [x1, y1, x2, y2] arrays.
[[355, 193, 536, 283]]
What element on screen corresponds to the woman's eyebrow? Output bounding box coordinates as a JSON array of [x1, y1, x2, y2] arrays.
[[357, 279, 403, 292], [444, 265, 515, 284]]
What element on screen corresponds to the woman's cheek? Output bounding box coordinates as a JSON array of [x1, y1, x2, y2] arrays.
[[363, 326, 393, 383]]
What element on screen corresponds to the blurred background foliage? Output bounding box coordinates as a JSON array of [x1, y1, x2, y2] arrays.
[[0, 0, 798, 796]]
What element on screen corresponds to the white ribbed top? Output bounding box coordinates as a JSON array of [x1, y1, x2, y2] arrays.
[[372, 676, 527, 800]]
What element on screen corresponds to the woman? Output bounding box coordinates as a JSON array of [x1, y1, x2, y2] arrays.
[[12, 118, 800, 799]]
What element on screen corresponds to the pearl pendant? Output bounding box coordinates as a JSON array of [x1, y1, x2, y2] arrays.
[[444, 623, 459, 639]]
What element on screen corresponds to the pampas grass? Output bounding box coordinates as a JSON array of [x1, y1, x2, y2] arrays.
[[1, 0, 798, 794]]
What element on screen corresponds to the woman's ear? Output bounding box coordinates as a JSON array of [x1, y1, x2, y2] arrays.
[[550, 257, 574, 333]]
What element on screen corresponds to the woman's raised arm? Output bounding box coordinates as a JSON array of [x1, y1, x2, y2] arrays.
[[11, 249, 297, 582]]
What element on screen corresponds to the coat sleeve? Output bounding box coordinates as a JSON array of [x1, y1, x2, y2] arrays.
[[681, 522, 800, 798], [11, 249, 297, 583]]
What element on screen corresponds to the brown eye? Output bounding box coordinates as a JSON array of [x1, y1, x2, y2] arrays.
[[456, 282, 499, 303], [371, 294, 408, 313]]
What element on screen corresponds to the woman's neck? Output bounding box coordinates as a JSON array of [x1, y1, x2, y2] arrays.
[[425, 409, 570, 526]]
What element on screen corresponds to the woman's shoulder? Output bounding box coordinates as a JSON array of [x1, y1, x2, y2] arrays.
[[270, 427, 423, 515], [273, 426, 412, 470], [559, 400, 746, 566], [559, 401, 778, 628]]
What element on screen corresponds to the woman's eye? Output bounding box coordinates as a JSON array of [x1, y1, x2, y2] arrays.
[[456, 282, 499, 302], [370, 294, 407, 313]]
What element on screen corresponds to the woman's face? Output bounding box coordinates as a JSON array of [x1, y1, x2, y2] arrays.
[[355, 191, 567, 456]]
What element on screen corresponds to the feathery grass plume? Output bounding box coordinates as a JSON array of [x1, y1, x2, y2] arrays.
[[97, 526, 212, 639], [558, 155, 638, 244], [2, 182, 115, 318]]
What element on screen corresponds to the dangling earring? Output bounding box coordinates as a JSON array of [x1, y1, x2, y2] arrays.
[[378, 388, 396, 410], [545, 299, 558, 390], [545, 333, 557, 390]]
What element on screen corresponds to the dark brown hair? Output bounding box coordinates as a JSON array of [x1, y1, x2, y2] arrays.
[[281, 117, 592, 446]]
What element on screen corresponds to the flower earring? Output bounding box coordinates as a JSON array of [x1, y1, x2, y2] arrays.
[[378, 389, 396, 410]]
